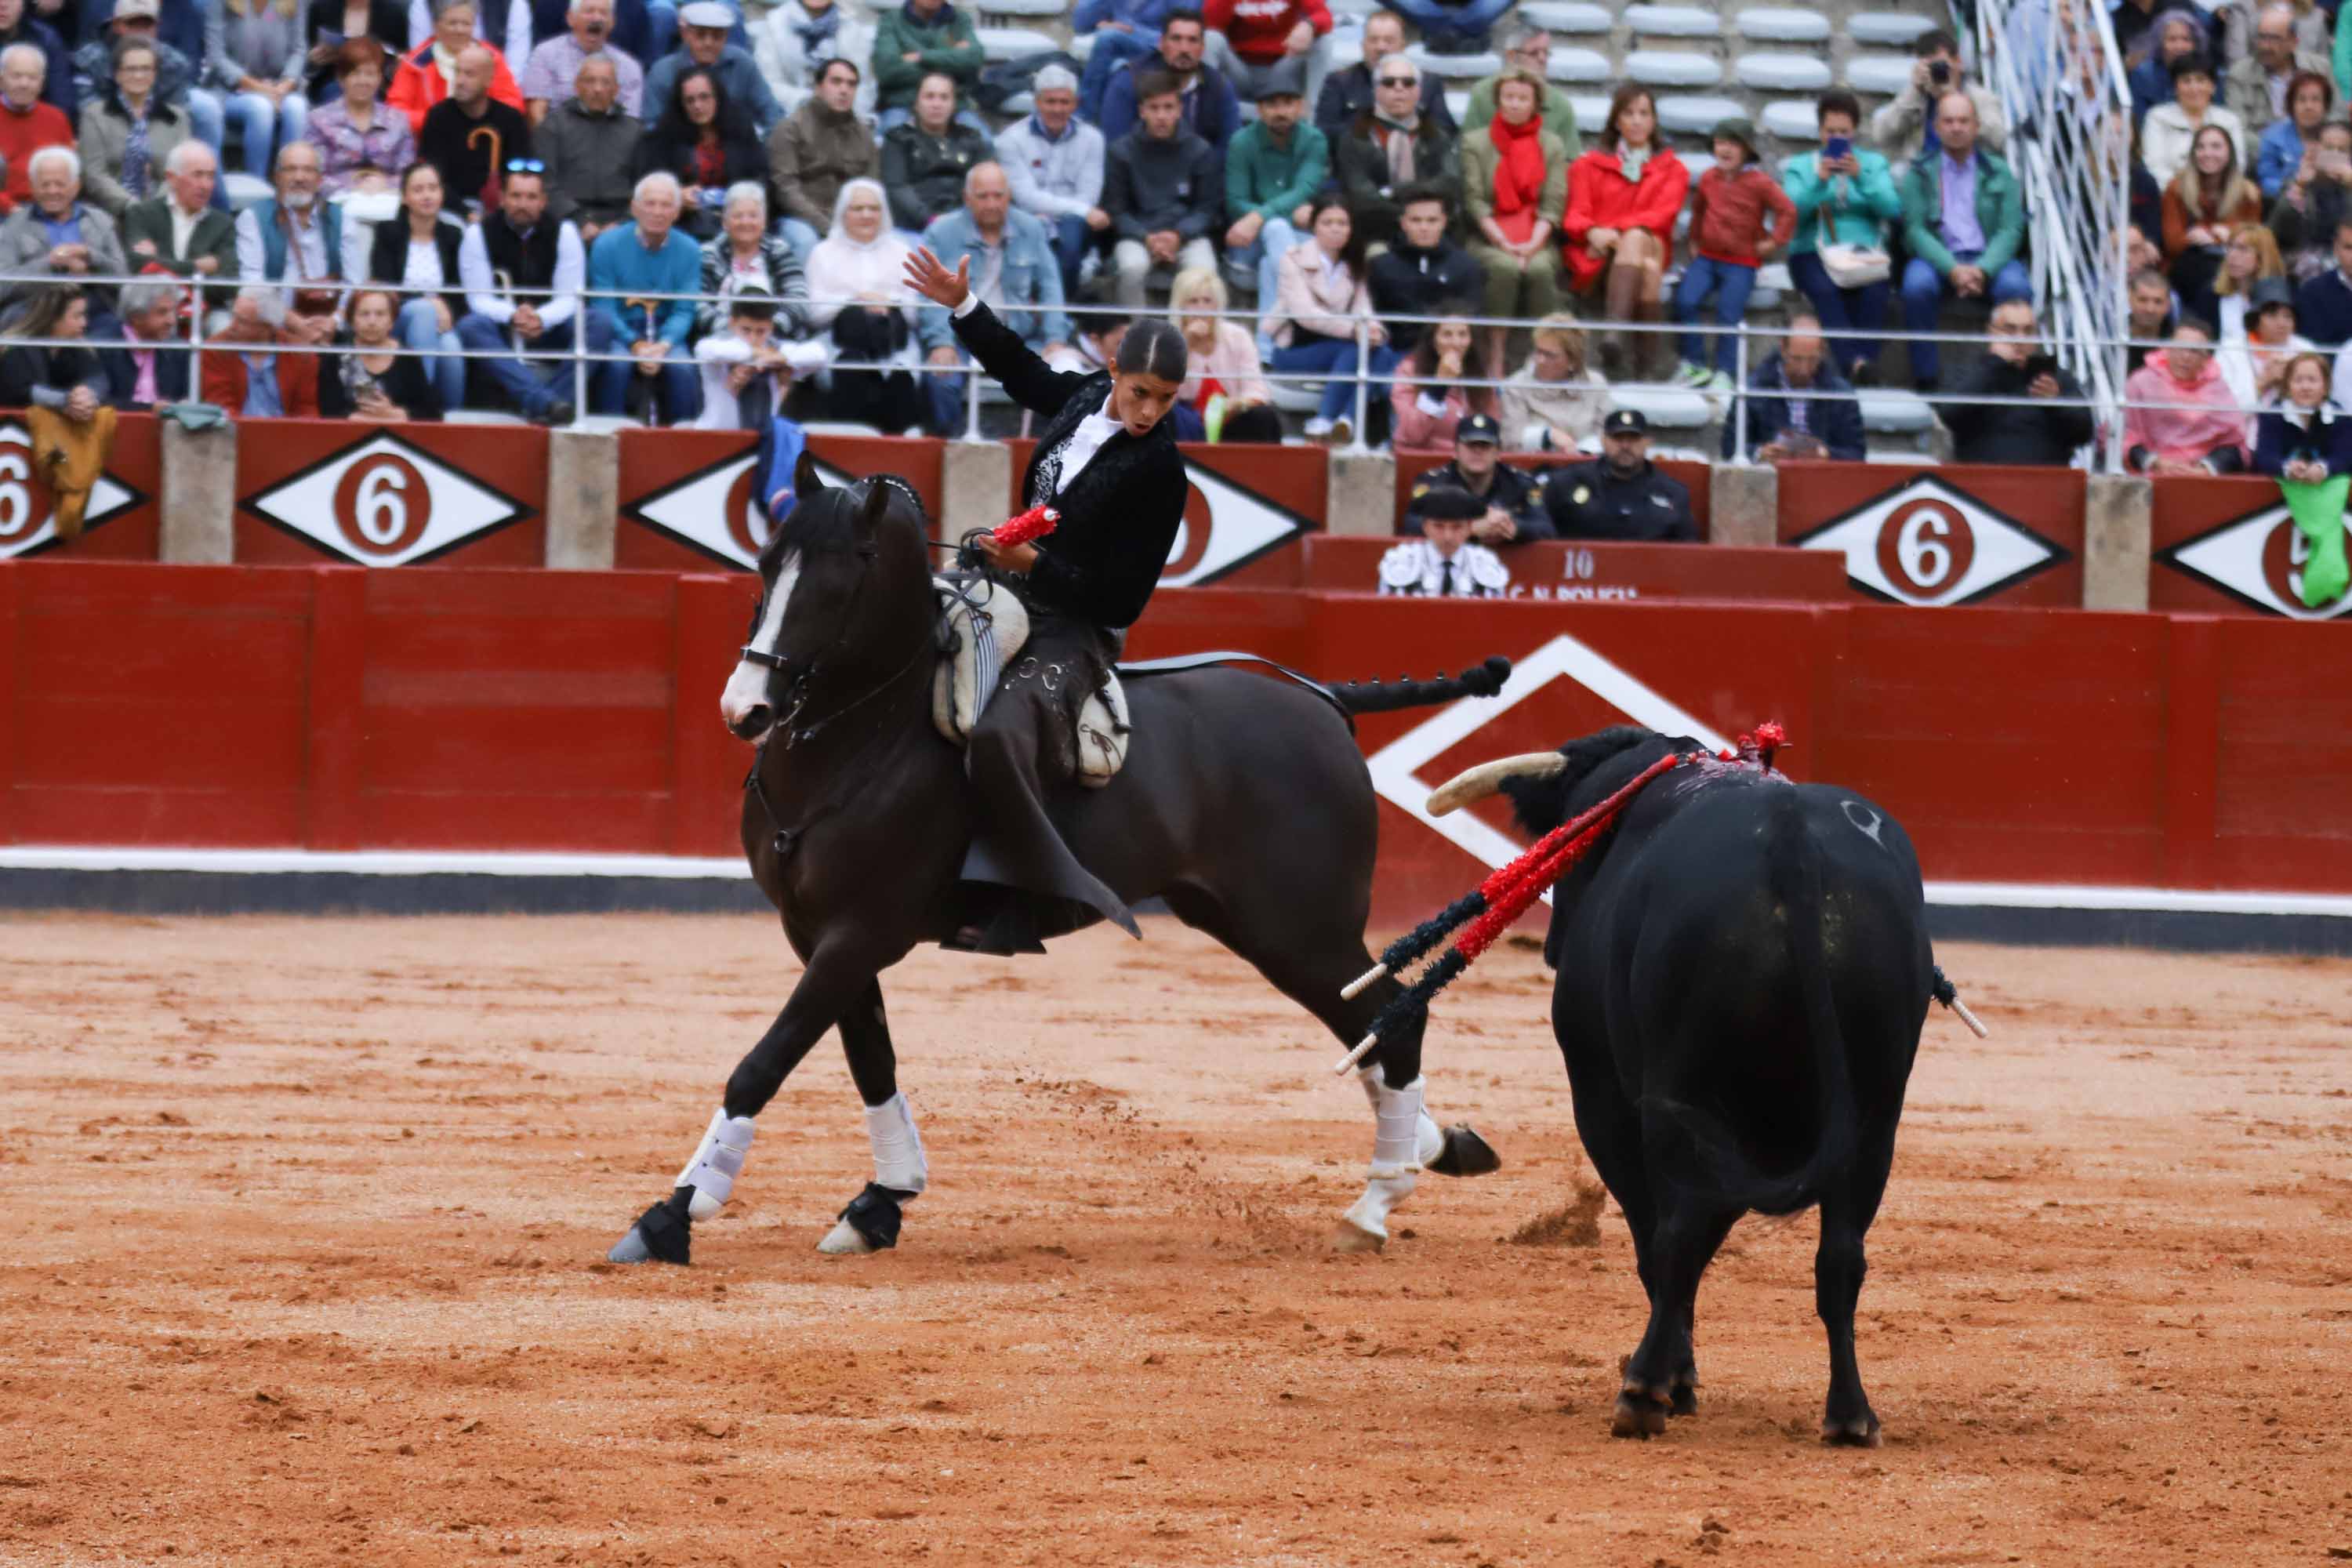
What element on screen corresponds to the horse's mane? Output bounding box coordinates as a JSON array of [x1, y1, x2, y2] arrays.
[[768, 474, 929, 563]]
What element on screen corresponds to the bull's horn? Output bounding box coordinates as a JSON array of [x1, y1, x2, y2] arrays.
[[1425, 753, 1569, 816]]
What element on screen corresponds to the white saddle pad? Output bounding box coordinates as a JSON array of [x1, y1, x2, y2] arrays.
[[931, 576, 1128, 786]]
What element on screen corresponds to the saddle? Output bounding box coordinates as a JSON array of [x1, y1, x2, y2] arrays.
[[931, 575, 1131, 786]]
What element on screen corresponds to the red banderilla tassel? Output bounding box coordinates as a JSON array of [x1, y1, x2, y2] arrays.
[[993, 504, 1060, 547]]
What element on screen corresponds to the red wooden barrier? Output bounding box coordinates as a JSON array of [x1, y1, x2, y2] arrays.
[[615, 431, 946, 572], [5, 562, 2351, 907], [1392, 450, 1715, 532], [2149, 473, 2352, 620], [0, 412, 162, 563], [233, 419, 550, 568], [1003, 439, 1327, 589], [1774, 462, 2086, 608], [1298, 535, 1847, 601]]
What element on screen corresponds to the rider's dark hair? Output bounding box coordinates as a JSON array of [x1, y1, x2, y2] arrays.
[[1116, 317, 1189, 383]]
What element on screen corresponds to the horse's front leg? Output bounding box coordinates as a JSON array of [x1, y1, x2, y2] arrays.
[[813, 978, 931, 1255], [606, 937, 883, 1265]]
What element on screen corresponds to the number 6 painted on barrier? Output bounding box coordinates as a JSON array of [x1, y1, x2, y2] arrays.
[[0, 448, 34, 539], [354, 462, 409, 547], [1897, 510, 1951, 590]]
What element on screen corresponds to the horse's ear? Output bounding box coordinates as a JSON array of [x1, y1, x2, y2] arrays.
[[793, 449, 823, 499], [857, 478, 892, 531]]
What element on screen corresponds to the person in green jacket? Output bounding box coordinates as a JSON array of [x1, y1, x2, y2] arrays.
[[1462, 23, 1579, 155], [873, 0, 985, 131], [1897, 89, 2030, 389], [1220, 58, 1327, 301], [1783, 87, 1904, 384]]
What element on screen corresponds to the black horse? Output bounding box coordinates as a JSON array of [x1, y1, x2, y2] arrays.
[[608, 458, 1511, 1264]]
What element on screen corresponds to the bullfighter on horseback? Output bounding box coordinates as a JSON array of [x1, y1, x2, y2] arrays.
[[904, 243, 1193, 956]]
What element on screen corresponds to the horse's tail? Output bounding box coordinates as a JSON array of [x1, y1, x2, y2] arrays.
[[1331, 655, 1512, 717]]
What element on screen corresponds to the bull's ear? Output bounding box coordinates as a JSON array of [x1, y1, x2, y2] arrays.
[[793, 450, 824, 499], [857, 478, 892, 531]]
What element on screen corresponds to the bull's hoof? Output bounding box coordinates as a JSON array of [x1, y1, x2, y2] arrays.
[[1330, 1218, 1386, 1254], [608, 1188, 694, 1265], [1426, 1123, 1501, 1178], [817, 1182, 912, 1254], [1820, 1414, 1882, 1448], [1611, 1384, 1671, 1439]]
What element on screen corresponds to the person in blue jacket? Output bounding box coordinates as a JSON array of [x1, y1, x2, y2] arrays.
[[2253, 349, 2352, 475], [1073, 0, 1167, 122], [1096, 7, 1238, 164], [1723, 317, 1867, 463]]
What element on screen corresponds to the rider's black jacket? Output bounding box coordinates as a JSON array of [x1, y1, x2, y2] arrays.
[[949, 299, 1185, 630]]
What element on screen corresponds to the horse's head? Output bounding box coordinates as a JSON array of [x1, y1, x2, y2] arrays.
[[720, 453, 935, 744]]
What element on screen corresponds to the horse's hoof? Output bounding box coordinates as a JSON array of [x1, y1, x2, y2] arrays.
[[817, 1182, 909, 1254], [816, 1219, 876, 1254], [1427, 1123, 1501, 1178], [1611, 1392, 1668, 1439], [608, 1189, 693, 1265], [1821, 1414, 1882, 1448], [1330, 1218, 1386, 1254]]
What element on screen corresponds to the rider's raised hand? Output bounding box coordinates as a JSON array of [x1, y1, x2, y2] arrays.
[[903, 246, 972, 310]]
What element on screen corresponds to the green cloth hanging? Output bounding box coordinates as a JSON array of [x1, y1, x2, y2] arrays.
[[2280, 474, 2352, 608]]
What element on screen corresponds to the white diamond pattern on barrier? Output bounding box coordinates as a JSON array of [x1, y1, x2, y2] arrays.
[[243, 433, 528, 567], [1365, 633, 1733, 880], [0, 418, 136, 560], [630, 451, 858, 568], [1791, 474, 2063, 606], [1160, 463, 1308, 586], [2162, 503, 2352, 621]]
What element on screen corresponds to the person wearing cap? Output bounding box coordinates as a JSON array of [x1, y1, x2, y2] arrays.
[[1200, 0, 1326, 106], [1723, 315, 1864, 465], [1668, 116, 1794, 390], [2221, 274, 2310, 419], [644, 0, 779, 138], [1463, 65, 1565, 376], [767, 54, 873, 260], [916, 159, 1069, 434], [1896, 91, 2028, 390], [539, 48, 640, 241], [1379, 484, 1511, 597], [1220, 56, 1323, 303], [520, 0, 639, 121], [388, 0, 524, 137], [1541, 408, 1699, 543], [1403, 413, 1551, 543], [993, 61, 1105, 301], [2122, 317, 2249, 474], [1367, 183, 1480, 358], [1331, 53, 1457, 247], [71, 0, 201, 122], [691, 285, 822, 429], [869, 0, 980, 133]]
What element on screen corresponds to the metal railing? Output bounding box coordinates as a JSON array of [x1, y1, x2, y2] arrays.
[[4, 274, 2302, 473]]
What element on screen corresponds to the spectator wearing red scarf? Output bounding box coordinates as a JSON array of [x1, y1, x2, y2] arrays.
[[1563, 85, 1687, 380], [1462, 67, 1565, 376]]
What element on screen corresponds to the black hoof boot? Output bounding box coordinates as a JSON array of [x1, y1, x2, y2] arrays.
[[822, 1182, 915, 1253], [608, 1185, 695, 1265], [1428, 1124, 1501, 1178]]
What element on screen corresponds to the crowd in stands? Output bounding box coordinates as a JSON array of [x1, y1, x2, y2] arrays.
[[5, 0, 2352, 574]]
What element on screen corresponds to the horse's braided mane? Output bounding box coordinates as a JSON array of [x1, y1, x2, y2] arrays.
[[769, 473, 929, 561]]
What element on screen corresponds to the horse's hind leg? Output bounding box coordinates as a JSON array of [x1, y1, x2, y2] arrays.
[[606, 938, 882, 1266], [1163, 887, 1497, 1253], [814, 979, 931, 1256]]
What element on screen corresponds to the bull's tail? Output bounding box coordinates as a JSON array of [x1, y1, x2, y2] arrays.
[[1332, 655, 1511, 716], [1655, 793, 1857, 1218]]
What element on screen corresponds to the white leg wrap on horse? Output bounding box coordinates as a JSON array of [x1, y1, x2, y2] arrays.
[[675, 1109, 757, 1220], [864, 1091, 927, 1196], [1343, 1073, 1431, 1240]]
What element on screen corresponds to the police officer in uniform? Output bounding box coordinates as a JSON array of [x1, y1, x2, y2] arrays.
[[1401, 413, 1552, 540], [1538, 408, 1700, 542]]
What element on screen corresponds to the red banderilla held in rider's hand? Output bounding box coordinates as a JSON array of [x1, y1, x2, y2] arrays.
[[993, 504, 1060, 547]]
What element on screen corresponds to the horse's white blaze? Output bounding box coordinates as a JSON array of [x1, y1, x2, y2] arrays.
[[720, 551, 802, 732]]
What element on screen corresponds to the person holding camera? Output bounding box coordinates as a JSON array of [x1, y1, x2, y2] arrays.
[[1868, 30, 2005, 165], [1943, 299, 2093, 465], [1784, 88, 1902, 387]]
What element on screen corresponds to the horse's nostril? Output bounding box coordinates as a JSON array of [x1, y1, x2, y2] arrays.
[[738, 704, 771, 736]]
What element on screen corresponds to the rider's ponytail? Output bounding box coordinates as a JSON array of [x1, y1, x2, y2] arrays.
[[1116, 318, 1190, 384]]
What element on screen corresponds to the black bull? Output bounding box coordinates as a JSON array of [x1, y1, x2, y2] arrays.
[[609, 463, 1510, 1265], [1494, 726, 1932, 1445]]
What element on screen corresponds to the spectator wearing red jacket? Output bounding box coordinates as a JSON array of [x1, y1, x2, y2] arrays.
[[1563, 85, 1687, 381], [1203, 0, 1329, 101], [0, 42, 71, 212], [387, 0, 524, 135]]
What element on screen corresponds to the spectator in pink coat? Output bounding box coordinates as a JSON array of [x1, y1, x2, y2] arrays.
[[1388, 310, 1497, 450], [2122, 318, 2250, 473]]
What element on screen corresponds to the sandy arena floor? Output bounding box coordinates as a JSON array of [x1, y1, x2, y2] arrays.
[[0, 913, 2347, 1566]]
